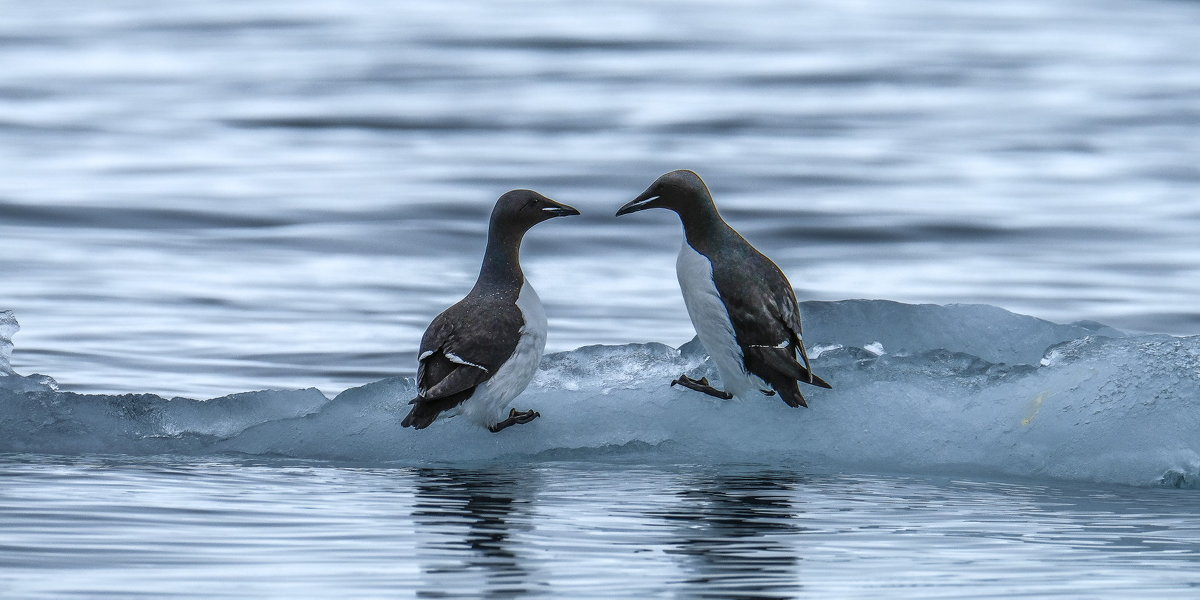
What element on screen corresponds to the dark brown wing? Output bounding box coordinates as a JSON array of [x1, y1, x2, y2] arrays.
[[402, 298, 524, 429], [709, 241, 831, 408], [402, 350, 487, 429]]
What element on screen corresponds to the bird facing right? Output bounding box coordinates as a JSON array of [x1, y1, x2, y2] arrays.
[[615, 169, 832, 408], [402, 189, 580, 433]]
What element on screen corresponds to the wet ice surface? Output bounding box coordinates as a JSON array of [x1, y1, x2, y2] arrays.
[[4, 300, 1198, 490]]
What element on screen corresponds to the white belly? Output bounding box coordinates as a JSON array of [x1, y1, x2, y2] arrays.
[[676, 243, 766, 399], [463, 280, 547, 426]]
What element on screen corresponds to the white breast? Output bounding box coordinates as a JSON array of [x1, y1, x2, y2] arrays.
[[676, 242, 765, 399], [463, 280, 547, 426]]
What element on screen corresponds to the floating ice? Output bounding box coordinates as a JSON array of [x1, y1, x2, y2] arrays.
[[0, 311, 58, 393], [0, 310, 17, 376], [797, 300, 1125, 365], [1, 300, 1197, 489]]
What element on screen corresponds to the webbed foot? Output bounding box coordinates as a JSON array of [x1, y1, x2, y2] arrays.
[[488, 408, 541, 433], [670, 374, 734, 400]]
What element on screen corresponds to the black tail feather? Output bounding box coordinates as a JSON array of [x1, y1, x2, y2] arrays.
[[400, 404, 436, 429], [745, 346, 833, 390], [779, 384, 808, 408], [401, 388, 475, 430], [806, 371, 833, 389]]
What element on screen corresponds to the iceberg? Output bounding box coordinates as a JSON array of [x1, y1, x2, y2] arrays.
[[1, 300, 1197, 489], [0, 311, 58, 393], [1, 310, 17, 376]]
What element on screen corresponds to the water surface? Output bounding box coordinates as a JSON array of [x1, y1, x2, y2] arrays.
[[2, 0, 1198, 398], [2, 457, 1198, 599]]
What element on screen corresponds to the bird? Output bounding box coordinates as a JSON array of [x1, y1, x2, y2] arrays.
[[615, 169, 831, 408], [402, 190, 580, 432]]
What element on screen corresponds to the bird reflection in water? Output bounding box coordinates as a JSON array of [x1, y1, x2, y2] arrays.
[[410, 468, 538, 598], [655, 470, 806, 599]]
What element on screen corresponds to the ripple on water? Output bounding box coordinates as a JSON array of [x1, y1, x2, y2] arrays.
[[1, 457, 1198, 598]]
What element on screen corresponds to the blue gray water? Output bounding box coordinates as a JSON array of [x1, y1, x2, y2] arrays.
[[2, 0, 1200, 597], [2, 457, 1198, 599], [3, 0, 1199, 399]]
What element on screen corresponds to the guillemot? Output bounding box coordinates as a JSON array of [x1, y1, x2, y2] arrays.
[[402, 190, 580, 432], [616, 170, 831, 407]]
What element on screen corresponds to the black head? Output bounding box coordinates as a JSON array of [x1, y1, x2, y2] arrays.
[[491, 189, 580, 232], [615, 170, 714, 218]]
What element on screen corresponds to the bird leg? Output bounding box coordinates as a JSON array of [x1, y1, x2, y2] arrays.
[[488, 408, 541, 433], [670, 374, 734, 400]]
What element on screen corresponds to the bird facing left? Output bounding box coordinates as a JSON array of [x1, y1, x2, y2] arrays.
[[402, 190, 580, 432]]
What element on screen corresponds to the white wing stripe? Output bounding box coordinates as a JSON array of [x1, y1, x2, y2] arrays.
[[445, 352, 491, 373], [749, 340, 790, 349]]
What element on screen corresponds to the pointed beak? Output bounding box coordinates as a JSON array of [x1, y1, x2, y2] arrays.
[[541, 200, 580, 218], [615, 190, 660, 217]]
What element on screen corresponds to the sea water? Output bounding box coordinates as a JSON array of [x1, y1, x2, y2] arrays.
[[2, 0, 1199, 399], [2, 0, 1200, 597], [3, 458, 1199, 599]]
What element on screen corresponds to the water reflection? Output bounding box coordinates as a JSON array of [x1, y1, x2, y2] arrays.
[[942, 479, 1200, 558], [410, 468, 539, 598], [656, 470, 806, 599]]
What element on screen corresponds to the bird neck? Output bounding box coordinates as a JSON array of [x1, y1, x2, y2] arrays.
[[678, 202, 731, 253], [474, 223, 526, 295]]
